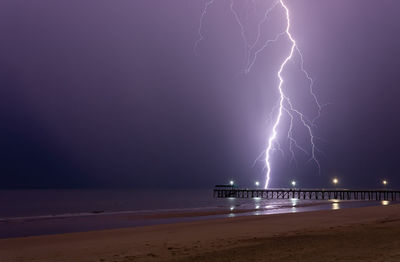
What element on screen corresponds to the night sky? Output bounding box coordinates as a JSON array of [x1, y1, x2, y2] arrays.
[[1, 0, 400, 189]]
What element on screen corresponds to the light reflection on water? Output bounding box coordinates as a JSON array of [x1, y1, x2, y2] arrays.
[[223, 197, 396, 217], [331, 199, 340, 210], [2, 190, 397, 219]]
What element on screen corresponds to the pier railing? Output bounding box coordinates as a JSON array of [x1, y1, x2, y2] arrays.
[[213, 188, 400, 201]]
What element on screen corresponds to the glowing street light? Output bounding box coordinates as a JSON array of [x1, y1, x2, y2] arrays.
[[229, 180, 234, 186], [382, 179, 388, 186], [332, 178, 339, 187], [255, 181, 260, 187], [291, 180, 296, 187]]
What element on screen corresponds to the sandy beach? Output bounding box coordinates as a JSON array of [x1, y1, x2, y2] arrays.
[[1, 204, 400, 262]]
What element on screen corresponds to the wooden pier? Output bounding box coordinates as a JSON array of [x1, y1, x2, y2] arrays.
[[213, 188, 400, 201]]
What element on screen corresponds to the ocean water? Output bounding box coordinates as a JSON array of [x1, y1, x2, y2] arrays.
[[0, 189, 220, 218], [0, 189, 395, 218], [0, 189, 395, 238]]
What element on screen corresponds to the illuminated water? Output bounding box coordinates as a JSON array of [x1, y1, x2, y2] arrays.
[[0, 189, 395, 238]]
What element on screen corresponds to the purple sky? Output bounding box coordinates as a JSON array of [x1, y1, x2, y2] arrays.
[[1, 0, 400, 189]]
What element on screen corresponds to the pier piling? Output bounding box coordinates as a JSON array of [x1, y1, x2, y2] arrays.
[[213, 188, 400, 201]]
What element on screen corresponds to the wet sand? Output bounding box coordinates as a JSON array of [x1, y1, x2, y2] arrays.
[[1, 204, 400, 262], [0, 207, 268, 238]]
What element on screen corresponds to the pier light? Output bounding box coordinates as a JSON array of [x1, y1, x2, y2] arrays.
[[332, 178, 339, 186], [255, 181, 260, 187], [229, 180, 234, 186], [382, 179, 388, 186], [291, 180, 296, 187]]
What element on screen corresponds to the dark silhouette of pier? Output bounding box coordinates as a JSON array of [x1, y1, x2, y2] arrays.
[[213, 188, 400, 201]]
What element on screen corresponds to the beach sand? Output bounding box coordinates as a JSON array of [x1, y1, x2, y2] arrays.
[[1, 204, 400, 262]]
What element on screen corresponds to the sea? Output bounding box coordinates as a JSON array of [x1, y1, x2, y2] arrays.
[[0, 189, 395, 238]]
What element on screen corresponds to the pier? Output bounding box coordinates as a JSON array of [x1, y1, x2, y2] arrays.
[[213, 188, 400, 201]]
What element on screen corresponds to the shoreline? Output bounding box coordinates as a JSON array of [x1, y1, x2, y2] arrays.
[[1, 204, 400, 261], [0, 199, 391, 239]]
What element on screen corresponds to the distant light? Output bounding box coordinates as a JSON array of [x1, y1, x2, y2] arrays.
[[382, 180, 388, 186], [291, 180, 296, 187], [230, 206, 234, 211], [332, 178, 339, 185], [382, 200, 389, 206], [255, 181, 260, 187], [255, 205, 260, 209], [229, 180, 234, 186]]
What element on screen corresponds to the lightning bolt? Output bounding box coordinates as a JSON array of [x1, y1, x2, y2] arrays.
[[195, 0, 324, 189], [230, 0, 249, 64], [194, 0, 216, 56], [264, 0, 322, 188], [246, 0, 282, 73]]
